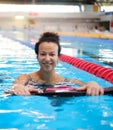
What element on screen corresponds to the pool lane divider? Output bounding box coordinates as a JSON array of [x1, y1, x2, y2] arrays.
[[60, 54, 113, 84]]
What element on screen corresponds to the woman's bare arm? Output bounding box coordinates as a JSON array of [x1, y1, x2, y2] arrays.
[[67, 78, 86, 86], [11, 74, 32, 95], [12, 74, 31, 87], [68, 78, 104, 96]]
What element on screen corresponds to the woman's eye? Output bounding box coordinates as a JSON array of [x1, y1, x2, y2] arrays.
[[39, 53, 55, 56], [50, 54, 55, 56], [40, 53, 45, 56]]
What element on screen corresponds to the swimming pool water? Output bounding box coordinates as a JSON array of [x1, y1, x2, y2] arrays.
[[0, 34, 113, 130]]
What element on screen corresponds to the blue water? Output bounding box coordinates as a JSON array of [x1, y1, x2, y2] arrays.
[[60, 36, 113, 69], [0, 33, 113, 130]]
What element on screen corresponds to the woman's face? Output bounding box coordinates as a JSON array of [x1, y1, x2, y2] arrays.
[[37, 42, 59, 72]]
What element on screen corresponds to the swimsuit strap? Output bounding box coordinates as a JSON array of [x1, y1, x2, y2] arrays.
[[25, 74, 39, 86]]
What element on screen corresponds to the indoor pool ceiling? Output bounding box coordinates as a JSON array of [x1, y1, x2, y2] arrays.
[[0, 0, 113, 5]]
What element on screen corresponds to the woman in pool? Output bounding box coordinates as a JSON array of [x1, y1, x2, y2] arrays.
[[11, 32, 104, 96]]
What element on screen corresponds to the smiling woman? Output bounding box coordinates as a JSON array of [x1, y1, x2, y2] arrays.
[[10, 32, 104, 96]]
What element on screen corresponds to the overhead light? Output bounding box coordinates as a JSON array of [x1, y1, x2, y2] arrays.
[[15, 15, 24, 20]]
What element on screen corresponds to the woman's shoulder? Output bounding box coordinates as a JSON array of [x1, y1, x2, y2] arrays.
[[16, 72, 36, 81], [56, 74, 74, 83], [64, 78, 85, 86]]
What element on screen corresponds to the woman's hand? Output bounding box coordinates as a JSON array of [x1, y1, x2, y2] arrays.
[[76, 81, 104, 96], [12, 84, 31, 96], [12, 84, 43, 96]]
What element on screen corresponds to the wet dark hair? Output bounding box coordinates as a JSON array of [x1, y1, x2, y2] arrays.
[[35, 32, 61, 56]]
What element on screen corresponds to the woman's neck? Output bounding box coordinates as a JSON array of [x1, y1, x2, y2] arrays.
[[38, 70, 57, 84]]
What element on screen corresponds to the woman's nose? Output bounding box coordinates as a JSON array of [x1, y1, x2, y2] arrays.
[[45, 55, 50, 61]]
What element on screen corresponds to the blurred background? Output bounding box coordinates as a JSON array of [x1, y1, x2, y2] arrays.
[[0, 0, 113, 37]]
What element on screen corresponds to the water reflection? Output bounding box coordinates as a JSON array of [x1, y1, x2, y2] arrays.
[[48, 97, 73, 107]]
